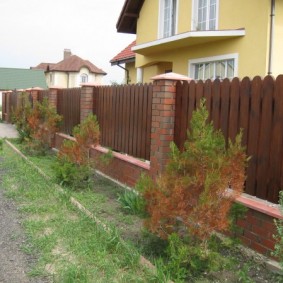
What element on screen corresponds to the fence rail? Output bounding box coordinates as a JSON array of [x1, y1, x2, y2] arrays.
[[57, 88, 81, 135], [174, 76, 283, 203], [93, 84, 153, 161]]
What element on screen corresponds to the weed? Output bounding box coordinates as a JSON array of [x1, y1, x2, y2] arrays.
[[118, 189, 146, 216], [229, 202, 248, 238]]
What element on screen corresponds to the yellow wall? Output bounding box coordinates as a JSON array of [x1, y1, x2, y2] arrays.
[[272, 0, 283, 76], [134, 0, 273, 82], [126, 62, 136, 84]]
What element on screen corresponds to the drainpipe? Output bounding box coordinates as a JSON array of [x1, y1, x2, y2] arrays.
[[117, 63, 130, 84], [268, 0, 275, 75]]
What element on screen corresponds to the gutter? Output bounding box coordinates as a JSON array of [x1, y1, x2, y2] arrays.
[[117, 63, 130, 84], [268, 0, 275, 75]]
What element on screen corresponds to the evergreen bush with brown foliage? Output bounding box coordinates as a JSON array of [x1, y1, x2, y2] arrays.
[[142, 99, 248, 242], [54, 114, 100, 189], [12, 94, 61, 155]]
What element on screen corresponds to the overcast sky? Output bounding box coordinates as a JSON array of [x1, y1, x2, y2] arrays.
[[0, 0, 135, 84]]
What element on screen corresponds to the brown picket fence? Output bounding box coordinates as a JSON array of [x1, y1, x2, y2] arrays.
[[174, 75, 283, 203], [93, 84, 153, 161], [57, 88, 81, 135]]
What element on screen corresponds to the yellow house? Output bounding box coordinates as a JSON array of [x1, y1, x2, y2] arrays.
[[115, 0, 283, 83]]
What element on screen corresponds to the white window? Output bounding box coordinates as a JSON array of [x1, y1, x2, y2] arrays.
[[189, 54, 238, 80], [159, 0, 178, 38], [192, 0, 219, 31], [80, 73, 88, 83]]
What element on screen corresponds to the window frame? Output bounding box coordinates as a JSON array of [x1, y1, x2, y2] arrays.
[[191, 0, 219, 31], [158, 0, 179, 39], [188, 53, 239, 80], [80, 73, 88, 84]]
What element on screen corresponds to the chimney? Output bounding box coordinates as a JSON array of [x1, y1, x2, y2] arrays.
[[64, 49, 72, 60]]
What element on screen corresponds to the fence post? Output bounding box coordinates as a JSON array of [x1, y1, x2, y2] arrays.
[[5, 91, 12, 122], [149, 74, 190, 178], [80, 84, 95, 122], [49, 88, 59, 110]]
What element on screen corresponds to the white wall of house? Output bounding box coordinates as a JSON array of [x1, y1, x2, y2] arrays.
[[45, 67, 103, 88]]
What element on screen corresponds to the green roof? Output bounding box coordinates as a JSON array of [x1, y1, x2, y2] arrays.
[[0, 68, 47, 90]]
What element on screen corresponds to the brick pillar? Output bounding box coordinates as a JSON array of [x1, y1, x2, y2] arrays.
[[149, 79, 177, 178], [80, 85, 94, 122], [49, 88, 59, 110], [30, 90, 39, 106]]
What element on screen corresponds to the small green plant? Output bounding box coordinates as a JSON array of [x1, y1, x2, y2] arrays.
[[229, 202, 248, 238], [273, 190, 283, 268], [117, 189, 146, 216]]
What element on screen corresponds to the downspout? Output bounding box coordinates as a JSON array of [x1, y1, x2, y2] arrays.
[[268, 0, 275, 75], [117, 62, 130, 84]]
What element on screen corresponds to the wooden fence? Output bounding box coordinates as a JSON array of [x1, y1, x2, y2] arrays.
[[174, 76, 283, 203], [38, 89, 50, 103], [57, 88, 81, 135], [93, 84, 153, 161]]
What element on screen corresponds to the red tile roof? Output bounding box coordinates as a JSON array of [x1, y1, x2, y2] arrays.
[[110, 40, 136, 64], [33, 55, 106, 75]]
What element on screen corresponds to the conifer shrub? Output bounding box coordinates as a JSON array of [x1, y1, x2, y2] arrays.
[[12, 94, 62, 155], [142, 99, 248, 242], [54, 114, 100, 189]]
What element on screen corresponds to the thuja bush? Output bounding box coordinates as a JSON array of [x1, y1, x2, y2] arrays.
[[142, 99, 248, 241], [54, 114, 100, 189], [12, 94, 61, 155], [26, 98, 62, 155], [273, 191, 283, 267], [12, 93, 33, 142]]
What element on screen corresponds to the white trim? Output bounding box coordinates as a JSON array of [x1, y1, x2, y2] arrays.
[[188, 53, 239, 79], [158, 0, 179, 39], [132, 29, 245, 52], [191, 0, 219, 31]]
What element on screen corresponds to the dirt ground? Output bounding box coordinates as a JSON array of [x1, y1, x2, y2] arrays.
[[0, 161, 49, 283]]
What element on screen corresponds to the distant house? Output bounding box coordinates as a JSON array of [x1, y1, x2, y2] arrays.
[[110, 40, 136, 84], [116, 0, 283, 83], [0, 68, 47, 91], [33, 49, 107, 88]]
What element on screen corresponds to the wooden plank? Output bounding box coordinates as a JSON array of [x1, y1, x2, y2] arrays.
[[195, 80, 204, 107], [187, 80, 196, 142], [228, 77, 240, 142], [124, 85, 131, 155], [140, 84, 148, 159], [245, 76, 262, 196], [132, 85, 139, 157], [204, 79, 212, 121], [239, 77, 251, 146], [220, 78, 231, 143], [256, 76, 274, 200], [128, 85, 136, 156], [174, 81, 183, 148], [269, 75, 283, 202], [180, 81, 190, 149], [211, 79, 221, 130], [146, 83, 153, 161], [136, 84, 144, 158]]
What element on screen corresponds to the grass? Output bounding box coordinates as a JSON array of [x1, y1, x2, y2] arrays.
[[2, 139, 281, 283], [0, 144, 158, 282]]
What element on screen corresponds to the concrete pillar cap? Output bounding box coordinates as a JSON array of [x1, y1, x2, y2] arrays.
[[151, 72, 192, 81]]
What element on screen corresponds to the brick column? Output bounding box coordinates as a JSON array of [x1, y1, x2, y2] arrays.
[[49, 88, 59, 110], [30, 90, 39, 106], [80, 85, 95, 122], [149, 79, 177, 178]]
